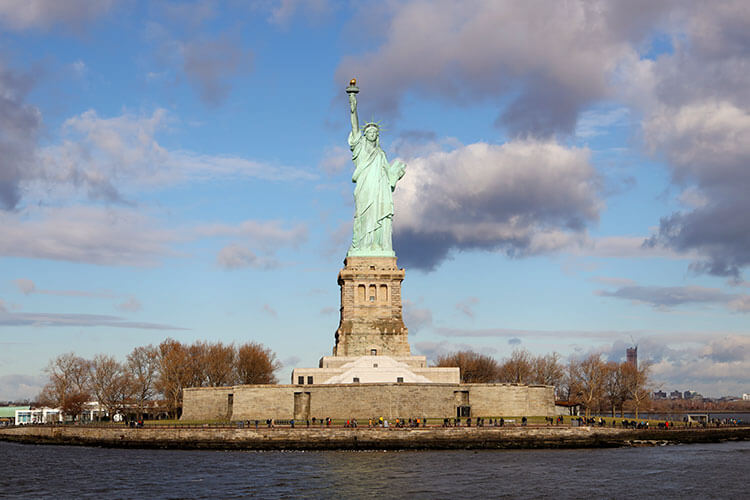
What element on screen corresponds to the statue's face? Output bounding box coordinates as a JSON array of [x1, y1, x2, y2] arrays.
[[365, 127, 378, 141]]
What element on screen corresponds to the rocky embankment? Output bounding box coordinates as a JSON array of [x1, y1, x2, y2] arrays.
[[1, 425, 748, 450]]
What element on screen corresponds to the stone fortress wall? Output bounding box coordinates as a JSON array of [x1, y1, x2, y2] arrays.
[[181, 383, 556, 421]]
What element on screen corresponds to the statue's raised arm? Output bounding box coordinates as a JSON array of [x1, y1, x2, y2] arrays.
[[345, 78, 406, 258], [347, 78, 359, 136]]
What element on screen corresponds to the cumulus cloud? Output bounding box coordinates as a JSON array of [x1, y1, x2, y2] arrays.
[[393, 140, 601, 270], [336, 1, 668, 136], [0, 62, 41, 210], [0, 0, 117, 31], [636, 3, 750, 279]]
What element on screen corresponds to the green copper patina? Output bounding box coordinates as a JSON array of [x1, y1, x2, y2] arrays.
[[346, 79, 406, 257]]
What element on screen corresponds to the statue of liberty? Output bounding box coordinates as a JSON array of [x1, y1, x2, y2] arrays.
[[346, 79, 406, 257]]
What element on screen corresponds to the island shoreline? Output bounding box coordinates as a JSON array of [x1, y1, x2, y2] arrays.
[[1, 425, 748, 451]]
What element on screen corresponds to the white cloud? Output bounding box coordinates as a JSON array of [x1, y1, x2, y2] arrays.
[[337, 1, 668, 136], [32, 109, 315, 206], [0, 205, 179, 266], [393, 139, 602, 269], [629, 3, 750, 279], [644, 101, 750, 185]]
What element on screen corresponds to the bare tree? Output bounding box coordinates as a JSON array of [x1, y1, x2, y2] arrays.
[[126, 345, 159, 420], [89, 354, 133, 421], [156, 339, 193, 418], [204, 341, 236, 387], [38, 353, 91, 422], [530, 352, 564, 389], [570, 354, 607, 419], [186, 341, 209, 387], [236, 342, 280, 385], [435, 351, 499, 383], [623, 361, 652, 419], [497, 349, 533, 384], [603, 361, 629, 417]]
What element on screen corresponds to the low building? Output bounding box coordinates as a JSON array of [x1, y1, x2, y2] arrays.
[[15, 407, 62, 425], [0, 406, 30, 426]]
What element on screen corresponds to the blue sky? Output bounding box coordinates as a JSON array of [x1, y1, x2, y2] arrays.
[[1, 1, 749, 400]]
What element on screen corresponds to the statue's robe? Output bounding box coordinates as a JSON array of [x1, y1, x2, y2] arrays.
[[348, 130, 405, 255]]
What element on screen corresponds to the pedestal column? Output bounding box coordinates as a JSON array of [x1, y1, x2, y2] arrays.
[[333, 256, 410, 357]]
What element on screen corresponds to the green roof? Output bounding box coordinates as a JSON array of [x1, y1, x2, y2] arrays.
[[0, 406, 30, 418]]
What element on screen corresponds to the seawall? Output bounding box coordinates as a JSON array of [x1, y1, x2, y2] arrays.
[[1, 425, 748, 451]]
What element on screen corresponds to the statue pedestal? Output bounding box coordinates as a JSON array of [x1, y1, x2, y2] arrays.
[[333, 256, 411, 357], [290, 255, 460, 385]]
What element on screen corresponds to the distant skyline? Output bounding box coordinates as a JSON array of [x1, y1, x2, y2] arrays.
[[1, 1, 749, 400]]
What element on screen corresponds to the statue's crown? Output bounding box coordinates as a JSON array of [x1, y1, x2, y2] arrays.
[[363, 121, 380, 132]]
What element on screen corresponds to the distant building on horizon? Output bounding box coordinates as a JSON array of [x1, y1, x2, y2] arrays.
[[743, 393, 750, 401], [626, 346, 637, 368]]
